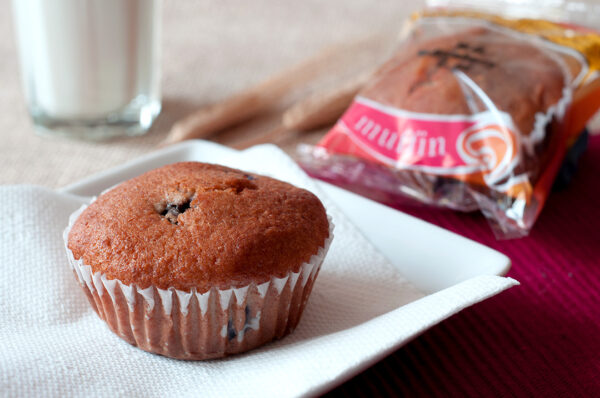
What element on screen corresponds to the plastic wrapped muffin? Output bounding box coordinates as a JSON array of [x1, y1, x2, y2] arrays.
[[64, 162, 333, 360], [300, 11, 600, 238]]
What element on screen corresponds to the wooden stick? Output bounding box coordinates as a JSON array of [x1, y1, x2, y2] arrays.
[[162, 45, 348, 146], [231, 124, 289, 150], [281, 72, 370, 132], [232, 73, 372, 149]]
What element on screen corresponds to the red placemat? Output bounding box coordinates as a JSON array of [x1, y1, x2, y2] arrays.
[[328, 135, 600, 397]]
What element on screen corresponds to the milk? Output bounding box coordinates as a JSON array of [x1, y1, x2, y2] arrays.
[[12, 0, 161, 135]]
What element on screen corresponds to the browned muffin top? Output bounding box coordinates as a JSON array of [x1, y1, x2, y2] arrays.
[[361, 26, 573, 136], [67, 162, 330, 292]]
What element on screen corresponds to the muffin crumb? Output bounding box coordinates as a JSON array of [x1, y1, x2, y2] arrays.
[[160, 201, 191, 224]]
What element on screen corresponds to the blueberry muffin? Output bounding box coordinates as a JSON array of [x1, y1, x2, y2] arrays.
[[359, 26, 572, 204], [65, 162, 333, 360], [308, 25, 577, 235]]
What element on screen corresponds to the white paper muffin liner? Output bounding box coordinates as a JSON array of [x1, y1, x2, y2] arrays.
[[64, 202, 333, 360]]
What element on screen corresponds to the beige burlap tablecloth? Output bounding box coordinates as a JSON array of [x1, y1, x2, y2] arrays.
[[0, 0, 421, 188]]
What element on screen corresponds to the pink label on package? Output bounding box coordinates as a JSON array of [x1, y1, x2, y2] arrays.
[[324, 96, 520, 185]]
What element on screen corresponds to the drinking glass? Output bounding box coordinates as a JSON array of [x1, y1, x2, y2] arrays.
[[12, 0, 161, 139]]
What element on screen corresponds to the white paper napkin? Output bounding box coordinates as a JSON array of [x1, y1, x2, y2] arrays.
[[0, 146, 517, 397]]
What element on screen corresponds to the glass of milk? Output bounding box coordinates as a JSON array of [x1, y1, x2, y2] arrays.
[[12, 0, 161, 139]]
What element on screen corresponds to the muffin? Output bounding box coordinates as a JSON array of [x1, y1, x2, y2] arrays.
[[360, 26, 573, 139], [64, 162, 333, 360], [306, 25, 578, 235]]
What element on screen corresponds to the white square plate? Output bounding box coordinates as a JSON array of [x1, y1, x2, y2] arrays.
[[58, 140, 514, 396]]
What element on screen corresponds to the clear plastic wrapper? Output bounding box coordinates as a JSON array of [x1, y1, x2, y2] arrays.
[[299, 7, 600, 238]]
